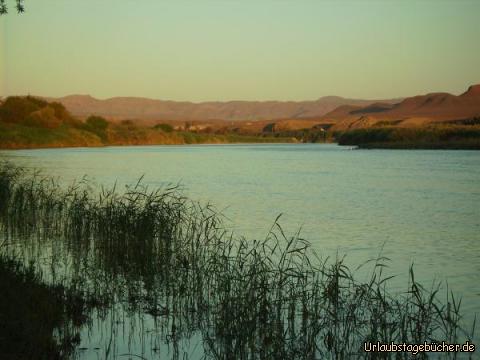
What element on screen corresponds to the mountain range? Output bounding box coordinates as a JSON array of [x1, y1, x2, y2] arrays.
[[38, 84, 480, 130], [323, 84, 480, 130], [44, 95, 402, 122]]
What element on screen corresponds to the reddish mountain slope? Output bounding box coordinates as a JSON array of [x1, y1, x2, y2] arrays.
[[326, 84, 480, 131]]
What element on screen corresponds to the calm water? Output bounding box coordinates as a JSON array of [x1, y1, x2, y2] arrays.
[[1, 143, 479, 355]]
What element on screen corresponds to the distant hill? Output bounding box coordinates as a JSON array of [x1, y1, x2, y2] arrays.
[[44, 94, 402, 122], [26, 84, 480, 134], [387, 84, 480, 118], [325, 84, 480, 131]]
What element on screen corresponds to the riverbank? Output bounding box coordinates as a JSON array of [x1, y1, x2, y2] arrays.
[[0, 121, 297, 150], [336, 124, 480, 150], [0, 96, 297, 150]]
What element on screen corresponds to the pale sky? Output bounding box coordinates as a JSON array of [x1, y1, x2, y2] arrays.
[[1, 0, 480, 101]]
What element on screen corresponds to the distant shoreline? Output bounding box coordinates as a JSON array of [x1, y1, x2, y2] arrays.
[[0, 137, 299, 151], [3, 139, 480, 151], [353, 142, 480, 150], [2, 95, 479, 151], [336, 125, 480, 150]]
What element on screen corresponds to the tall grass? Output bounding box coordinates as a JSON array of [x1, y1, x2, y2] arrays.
[[0, 162, 476, 359]]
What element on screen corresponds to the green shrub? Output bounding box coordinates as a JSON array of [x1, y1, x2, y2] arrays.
[[84, 115, 109, 142], [85, 115, 108, 131], [154, 123, 174, 133]]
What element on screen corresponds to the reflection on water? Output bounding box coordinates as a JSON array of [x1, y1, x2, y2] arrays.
[[1, 143, 479, 358]]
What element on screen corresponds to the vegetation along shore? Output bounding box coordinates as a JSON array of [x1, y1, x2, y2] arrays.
[[0, 96, 296, 149], [335, 120, 480, 150], [2, 88, 480, 150]]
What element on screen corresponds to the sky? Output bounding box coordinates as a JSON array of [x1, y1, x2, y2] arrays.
[[1, 0, 480, 101]]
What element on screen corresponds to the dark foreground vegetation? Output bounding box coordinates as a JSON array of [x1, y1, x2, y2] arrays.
[[0, 163, 476, 359], [0, 254, 91, 359], [336, 122, 480, 149], [0, 96, 295, 149]]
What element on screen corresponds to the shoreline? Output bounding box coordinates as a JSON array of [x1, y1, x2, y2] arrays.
[[0, 139, 303, 151], [352, 142, 480, 150], [3, 141, 480, 152]]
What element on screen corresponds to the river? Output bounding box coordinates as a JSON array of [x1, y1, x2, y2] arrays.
[[1, 143, 479, 358]]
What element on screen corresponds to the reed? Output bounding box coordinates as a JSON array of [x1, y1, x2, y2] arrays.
[[0, 162, 475, 359]]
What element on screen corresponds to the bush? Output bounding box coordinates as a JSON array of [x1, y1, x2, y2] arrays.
[[23, 107, 63, 129], [0, 96, 48, 123], [154, 123, 174, 133], [0, 97, 75, 130], [49, 102, 72, 122], [85, 115, 108, 131], [84, 115, 109, 142]]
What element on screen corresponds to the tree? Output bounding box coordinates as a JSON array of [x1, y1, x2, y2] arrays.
[[84, 115, 109, 142], [86, 115, 108, 131], [154, 123, 174, 133], [0, 0, 25, 15], [0, 96, 46, 123]]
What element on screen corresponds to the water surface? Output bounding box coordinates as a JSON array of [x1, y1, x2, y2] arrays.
[[1, 143, 479, 353]]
